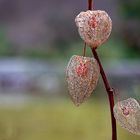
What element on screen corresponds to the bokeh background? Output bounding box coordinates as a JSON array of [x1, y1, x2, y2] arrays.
[[0, 0, 140, 140]]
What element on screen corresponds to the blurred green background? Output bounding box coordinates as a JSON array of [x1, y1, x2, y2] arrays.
[[0, 0, 140, 140]]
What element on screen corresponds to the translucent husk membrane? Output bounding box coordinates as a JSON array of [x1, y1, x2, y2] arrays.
[[75, 10, 112, 48], [113, 98, 140, 135], [66, 55, 100, 106]]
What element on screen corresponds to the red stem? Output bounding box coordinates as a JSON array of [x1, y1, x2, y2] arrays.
[[88, 0, 117, 140], [83, 42, 86, 56], [88, 0, 92, 10], [92, 48, 117, 140]]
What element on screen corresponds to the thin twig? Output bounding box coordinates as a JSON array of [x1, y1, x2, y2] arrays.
[[92, 48, 117, 140], [88, 0, 117, 140], [83, 42, 86, 56]]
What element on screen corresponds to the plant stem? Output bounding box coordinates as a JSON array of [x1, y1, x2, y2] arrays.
[[92, 48, 117, 140], [87, 0, 117, 140], [88, 0, 93, 10]]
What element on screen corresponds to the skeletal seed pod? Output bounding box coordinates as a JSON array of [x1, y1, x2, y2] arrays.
[[113, 98, 140, 135], [66, 55, 100, 106], [75, 10, 112, 48]]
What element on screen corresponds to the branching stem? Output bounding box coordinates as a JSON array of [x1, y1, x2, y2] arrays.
[[88, 1, 117, 140], [92, 48, 117, 140]]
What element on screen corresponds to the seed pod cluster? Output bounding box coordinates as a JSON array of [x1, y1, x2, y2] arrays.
[[66, 55, 100, 106], [113, 98, 140, 135], [75, 10, 112, 48]]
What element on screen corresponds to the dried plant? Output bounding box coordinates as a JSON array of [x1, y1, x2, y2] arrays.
[[66, 55, 100, 106], [114, 98, 140, 135], [75, 10, 112, 48], [66, 0, 140, 140]]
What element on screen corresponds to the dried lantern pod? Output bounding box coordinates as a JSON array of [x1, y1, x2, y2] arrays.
[[75, 10, 112, 48], [66, 55, 100, 106], [113, 98, 140, 135]]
